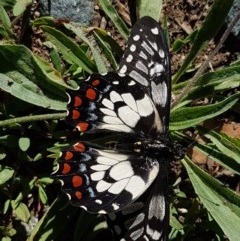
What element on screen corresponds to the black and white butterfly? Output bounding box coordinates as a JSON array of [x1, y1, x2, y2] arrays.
[[53, 16, 176, 241]]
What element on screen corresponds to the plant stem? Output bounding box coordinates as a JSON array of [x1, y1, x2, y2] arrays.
[[0, 112, 67, 127]]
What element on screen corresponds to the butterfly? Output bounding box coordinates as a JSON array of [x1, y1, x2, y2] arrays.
[[52, 16, 175, 241]]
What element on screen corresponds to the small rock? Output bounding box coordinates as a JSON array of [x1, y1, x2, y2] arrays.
[[39, 0, 94, 25]]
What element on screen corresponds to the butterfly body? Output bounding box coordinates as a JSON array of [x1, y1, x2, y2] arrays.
[[53, 16, 174, 241]]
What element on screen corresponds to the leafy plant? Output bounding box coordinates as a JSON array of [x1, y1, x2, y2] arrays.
[[0, 0, 239, 240]]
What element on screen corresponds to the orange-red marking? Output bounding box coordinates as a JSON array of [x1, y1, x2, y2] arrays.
[[62, 163, 71, 174], [76, 122, 89, 132], [64, 151, 73, 160], [74, 96, 82, 107], [75, 191, 82, 200], [72, 175, 83, 187], [92, 79, 100, 86], [72, 110, 80, 119], [74, 142, 86, 152], [86, 88, 96, 100]]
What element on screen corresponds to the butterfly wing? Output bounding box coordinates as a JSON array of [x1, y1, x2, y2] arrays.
[[118, 16, 171, 134], [107, 157, 169, 241], [52, 141, 159, 213], [66, 72, 162, 136]]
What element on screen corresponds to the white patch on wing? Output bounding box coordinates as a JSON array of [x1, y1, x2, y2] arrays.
[[147, 225, 161, 240], [133, 34, 140, 41], [102, 98, 114, 110], [130, 227, 144, 240], [150, 63, 164, 77], [148, 194, 165, 221], [90, 171, 105, 181], [112, 203, 120, 210], [151, 27, 159, 35], [100, 108, 116, 116], [91, 164, 110, 171], [129, 70, 148, 86], [95, 199, 102, 204], [96, 180, 111, 192], [159, 49, 165, 58], [97, 156, 118, 165], [103, 115, 124, 124], [108, 179, 129, 194], [130, 44, 136, 52], [151, 81, 167, 107], [128, 80, 136, 86], [118, 105, 140, 127], [121, 93, 137, 112], [110, 90, 123, 103], [129, 213, 145, 229], [136, 95, 154, 117], [139, 51, 147, 60], [99, 123, 132, 133], [141, 41, 154, 55], [110, 161, 134, 180], [119, 64, 127, 74], [126, 54, 133, 62], [136, 60, 148, 74], [143, 236, 149, 241], [125, 176, 145, 199]]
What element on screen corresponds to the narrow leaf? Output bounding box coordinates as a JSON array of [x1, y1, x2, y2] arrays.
[[182, 157, 240, 241]]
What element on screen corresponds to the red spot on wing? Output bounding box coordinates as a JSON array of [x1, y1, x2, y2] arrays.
[[76, 122, 89, 132], [73, 96, 82, 107], [64, 151, 73, 160], [62, 163, 71, 174], [74, 142, 86, 152], [72, 175, 83, 187], [75, 191, 82, 200], [72, 110, 80, 119], [86, 88, 96, 100], [92, 79, 100, 86]]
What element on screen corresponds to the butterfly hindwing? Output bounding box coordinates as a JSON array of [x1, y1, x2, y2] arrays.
[[53, 141, 159, 213]]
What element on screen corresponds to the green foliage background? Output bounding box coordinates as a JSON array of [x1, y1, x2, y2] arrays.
[[0, 0, 240, 240]]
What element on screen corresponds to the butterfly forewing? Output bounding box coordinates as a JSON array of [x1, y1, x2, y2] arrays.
[[119, 16, 171, 133], [66, 72, 162, 136]]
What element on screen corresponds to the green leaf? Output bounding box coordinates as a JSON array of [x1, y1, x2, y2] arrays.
[[18, 137, 30, 151], [182, 157, 240, 241], [28, 195, 78, 241], [11, 201, 30, 223], [93, 28, 123, 70], [42, 25, 97, 73], [204, 130, 240, 165], [173, 0, 234, 83], [0, 6, 12, 36], [99, 0, 129, 40], [38, 185, 48, 205], [64, 23, 107, 74], [0, 73, 66, 110], [0, 165, 14, 185], [192, 138, 240, 175], [0, 0, 15, 8], [136, 0, 163, 21], [170, 93, 240, 130], [13, 0, 32, 16]]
